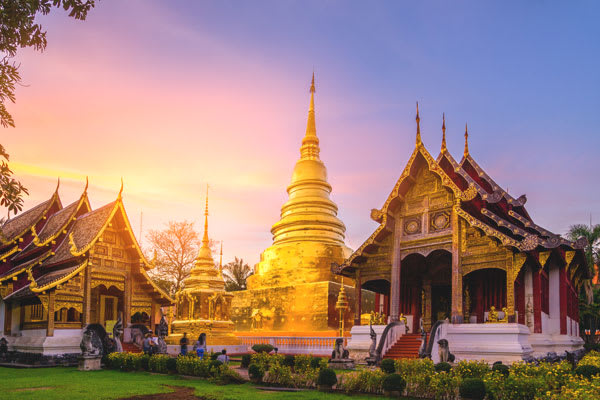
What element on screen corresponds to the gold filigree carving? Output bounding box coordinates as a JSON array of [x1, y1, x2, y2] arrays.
[[538, 251, 551, 267]]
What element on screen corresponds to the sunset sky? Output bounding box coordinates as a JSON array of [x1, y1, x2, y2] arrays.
[[3, 1, 599, 266]]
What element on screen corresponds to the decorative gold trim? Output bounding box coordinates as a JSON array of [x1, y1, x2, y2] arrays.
[[0, 245, 18, 263], [455, 207, 520, 249], [30, 261, 88, 293], [538, 251, 551, 268]]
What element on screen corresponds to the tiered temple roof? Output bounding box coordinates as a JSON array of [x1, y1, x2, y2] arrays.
[[0, 180, 172, 304], [335, 105, 587, 277]]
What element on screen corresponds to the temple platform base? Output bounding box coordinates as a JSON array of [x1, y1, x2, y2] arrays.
[[167, 319, 240, 346], [346, 324, 386, 364], [430, 322, 582, 364], [231, 281, 373, 332], [5, 328, 83, 355]]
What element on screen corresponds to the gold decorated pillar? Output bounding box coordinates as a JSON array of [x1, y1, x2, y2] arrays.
[[451, 201, 463, 323], [354, 270, 362, 325], [124, 270, 131, 327], [83, 267, 91, 325], [422, 280, 432, 332], [47, 290, 55, 337]]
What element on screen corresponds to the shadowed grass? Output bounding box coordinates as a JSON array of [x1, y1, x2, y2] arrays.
[[0, 367, 384, 400]]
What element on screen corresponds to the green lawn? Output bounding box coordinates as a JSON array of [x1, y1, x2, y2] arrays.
[[0, 367, 381, 400]]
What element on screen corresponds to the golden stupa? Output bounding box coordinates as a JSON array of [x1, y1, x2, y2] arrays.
[[169, 191, 239, 345], [231, 75, 373, 333]]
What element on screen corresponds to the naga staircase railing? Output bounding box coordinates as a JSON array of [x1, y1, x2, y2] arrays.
[[420, 320, 445, 359], [374, 321, 405, 364]]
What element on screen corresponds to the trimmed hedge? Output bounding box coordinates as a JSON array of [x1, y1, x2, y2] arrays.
[[241, 354, 252, 368], [382, 373, 406, 392], [459, 378, 486, 400], [252, 344, 274, 353], [283, 354, 295, 367], [380, 358, 396, 374], [492, 363, 510, 377], [435, 362, 452, 373], [317, 368, 337, 388], [248, 363, 264, 382]]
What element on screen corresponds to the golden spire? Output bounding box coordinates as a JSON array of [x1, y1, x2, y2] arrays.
[[202, 184, 209, 246], [441, 113, 447, 153], [118, 177, 123, 200], [464, 123, 470, 158], [300, 72, 320, 160], [415, 102, 422, 146], [219, 241, 223, 277]]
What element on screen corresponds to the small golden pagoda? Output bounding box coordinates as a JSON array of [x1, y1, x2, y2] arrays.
[[232, 75, 373, 333], [169, 191, 239, 345]]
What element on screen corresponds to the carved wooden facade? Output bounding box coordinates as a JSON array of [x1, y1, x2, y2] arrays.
[[334, 113, 588, 334], [0, 181, 172, 338]]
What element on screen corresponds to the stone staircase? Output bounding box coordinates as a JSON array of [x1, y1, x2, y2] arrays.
[[122, 342, 142, 353], [383, 333, 423, 359]]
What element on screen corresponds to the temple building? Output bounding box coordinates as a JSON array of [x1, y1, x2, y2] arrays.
[[336, 107, 588, 361], [231, 75, 374, 333], [169, 192, 238, 346], [0, 180, 172, 354]]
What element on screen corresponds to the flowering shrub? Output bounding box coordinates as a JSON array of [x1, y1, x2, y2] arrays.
[[548, 374, 600, 400], [394, 358, 434, 397], [430, 371, 460, 399], [578, 351, 600, 368], [337, 369, 385, 394], [265, 363, 295, 387], [453, 360, 489, 379], [148, 354, 170, 373]]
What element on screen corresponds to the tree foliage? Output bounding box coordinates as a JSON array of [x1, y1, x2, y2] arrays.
[[567, 223, 600, 270], [0, 144, 28, 220], [223, 257, 253, 291], [0, 0, 95, 127], [146, 221, 200, 296]]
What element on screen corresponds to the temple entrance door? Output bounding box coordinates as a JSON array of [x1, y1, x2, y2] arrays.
[[431, 285, 451, 324], [100, 295, 118, 328]]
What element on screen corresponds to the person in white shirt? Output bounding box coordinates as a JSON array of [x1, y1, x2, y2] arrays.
[[216, 349, 229, 364]]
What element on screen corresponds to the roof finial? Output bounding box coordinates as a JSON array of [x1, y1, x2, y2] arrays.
[[441, 113, 447, 153], [84, 176, 89, 193], [202, 184, 209, 245], [416, 102, 422, 146], [464, 123, 470, 158], [118, 177, 123, 199], [300, 73, 320, 160], [55, 177, 60, 193]]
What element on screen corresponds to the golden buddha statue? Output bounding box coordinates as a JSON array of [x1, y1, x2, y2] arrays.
[[487, 306, 499, 323], [231, 75, 367, 333]]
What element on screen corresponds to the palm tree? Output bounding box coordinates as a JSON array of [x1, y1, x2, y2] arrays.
[[223, 257, 253, 291], [567, 223, 600, 272]]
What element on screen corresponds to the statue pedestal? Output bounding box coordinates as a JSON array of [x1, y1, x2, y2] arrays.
[[347, 324, 385, 364], [78, 355, 102, 371], [328, 358, 355, 370]]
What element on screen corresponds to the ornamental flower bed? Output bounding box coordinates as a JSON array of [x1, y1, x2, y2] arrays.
[[103, 351, 600, 399]]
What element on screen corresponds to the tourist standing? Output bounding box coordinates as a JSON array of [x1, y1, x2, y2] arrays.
[[142, 333, 152, 355], [180, 332, 188, 355]]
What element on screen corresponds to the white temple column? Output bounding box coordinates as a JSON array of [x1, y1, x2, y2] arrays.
[[548, 262, 560, 334]]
